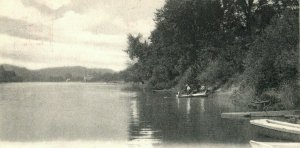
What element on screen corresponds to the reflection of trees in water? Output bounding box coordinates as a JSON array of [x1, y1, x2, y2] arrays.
[[201, 96, 253, 143], [128, 92, 252, 144], [130, 99, 139, 125], [129, 92, 208, 143]]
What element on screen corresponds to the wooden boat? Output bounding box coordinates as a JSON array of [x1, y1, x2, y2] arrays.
[[176, 90, 208, 98], [250, 140, 300, 148], [221, 110, 300, 119], [250, 119, 300, 141]]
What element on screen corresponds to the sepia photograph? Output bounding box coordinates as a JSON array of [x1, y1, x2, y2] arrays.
[[0, 0, 299, 147]]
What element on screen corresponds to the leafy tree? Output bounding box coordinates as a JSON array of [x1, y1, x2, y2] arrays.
[[121, 0, 299, 109], [243, 10, 298, 93]]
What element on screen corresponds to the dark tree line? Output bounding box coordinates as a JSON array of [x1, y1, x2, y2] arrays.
[[120, 0, 299, 108], [0, 66, 22, 82]]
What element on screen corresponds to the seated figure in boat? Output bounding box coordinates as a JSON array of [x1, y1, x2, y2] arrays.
[[192, 84, 206, 93], [200, 85, 206, 92], [177, 83, 208, 97], [178, 84, 191, 95], [186, 84, 191, 94], [179, 83, 208, 95]]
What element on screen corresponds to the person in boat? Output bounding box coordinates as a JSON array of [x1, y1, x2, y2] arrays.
[[195, 83, 201, 92], [186, 84, 191, 94], [200, 85, 206, 92], [191, 84, 199, 94]]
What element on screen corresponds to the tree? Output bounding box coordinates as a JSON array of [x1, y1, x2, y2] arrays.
[[243, 9, 298, 96], [121, 0, 299, 102]]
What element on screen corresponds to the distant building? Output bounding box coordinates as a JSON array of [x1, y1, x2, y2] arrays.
[[83, 75, 94, 82]]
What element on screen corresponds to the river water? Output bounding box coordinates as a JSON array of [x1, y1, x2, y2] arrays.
[[0, 83, 265, 147]]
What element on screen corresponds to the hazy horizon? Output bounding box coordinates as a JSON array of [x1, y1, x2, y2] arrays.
[[0, 0, 165, 71], [0, 63, 117, 71]]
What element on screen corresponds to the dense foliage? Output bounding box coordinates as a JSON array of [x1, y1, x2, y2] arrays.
[[121, 0, 299, 109]]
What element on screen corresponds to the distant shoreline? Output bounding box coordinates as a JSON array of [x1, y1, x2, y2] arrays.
[[0, 64, 120, 83]]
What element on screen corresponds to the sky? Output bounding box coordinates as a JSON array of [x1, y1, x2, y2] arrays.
[[0, 0, 165, 71]]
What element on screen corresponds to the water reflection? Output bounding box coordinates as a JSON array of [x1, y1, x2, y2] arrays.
[[0, 83, 256, 147], [186, 98, 191, 115], [129, 97, 162, 146], [200, 98, 205, 112], [130, 99, 139, 124], [128, 91, 254, 147]]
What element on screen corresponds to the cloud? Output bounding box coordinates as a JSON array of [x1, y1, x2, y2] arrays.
[[0, 0, 165, 70], [0, 16, 51, 41], [0, 51, 39, 63], [21, 0, 103, 19], [22, 0, 56, 15], [84, 0, 165, 37], [0, 34, 128, 70], [89, 22, 127, 35], [21, 0, 70, 19]]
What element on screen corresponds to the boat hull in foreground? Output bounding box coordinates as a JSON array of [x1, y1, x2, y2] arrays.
[[250, 119, 300, 141], [250, 140, 300, 148], [221, 110, 300, 119]]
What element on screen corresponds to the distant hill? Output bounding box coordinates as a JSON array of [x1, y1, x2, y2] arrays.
[[35, 66, 114, 77], [1, 64, 35, 81], [0, 65, 22, 82], [1, 64, 115, 82]]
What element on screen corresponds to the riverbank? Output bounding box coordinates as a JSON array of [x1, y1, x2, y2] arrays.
[[124, 81, 299, 113]]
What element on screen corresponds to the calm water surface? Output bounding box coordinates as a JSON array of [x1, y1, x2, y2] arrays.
[[0, 83, 262, 147]]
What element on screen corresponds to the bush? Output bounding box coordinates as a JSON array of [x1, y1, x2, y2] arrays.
[[230, 85, 257, 109], [278, 81, 299, 109], [196, 59, 236, 89]]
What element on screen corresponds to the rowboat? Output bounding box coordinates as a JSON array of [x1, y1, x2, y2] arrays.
[[176, 90, 208, 98], [221, 110, 300, 119], [250, 140, 300, 148], [250, 119, 300, 141]]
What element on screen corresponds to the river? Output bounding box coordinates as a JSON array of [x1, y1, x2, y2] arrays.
[[0, 82, 267, 147]]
